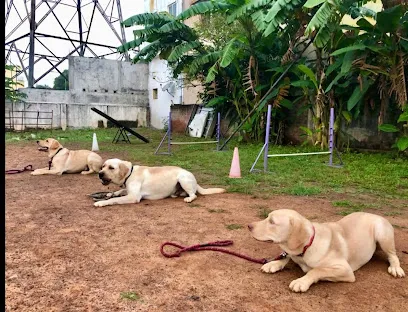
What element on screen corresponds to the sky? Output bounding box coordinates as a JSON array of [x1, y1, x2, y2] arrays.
[[5, 0, 145, 87]]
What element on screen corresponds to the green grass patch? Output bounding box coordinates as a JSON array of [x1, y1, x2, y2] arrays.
[[6, 128, 408, 206], [120, 292, 141, 301], [285, 183, 321, 196], [392, 224, 408, 229], [258, 207, 271, 219], [225, 224, 243, 230], [332, 200, 353, 207], [332, 200, 381, 216], [383, 211, 403, 216]]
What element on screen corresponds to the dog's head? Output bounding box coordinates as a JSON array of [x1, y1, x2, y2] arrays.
[[248, 209, 310, 249], [37, 138, 62, 152], [98, 158, 132, 186]]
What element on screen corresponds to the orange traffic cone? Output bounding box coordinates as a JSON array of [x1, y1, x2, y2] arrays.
[[229, 147, 241, 178]]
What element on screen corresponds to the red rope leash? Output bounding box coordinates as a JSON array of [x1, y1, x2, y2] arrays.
[[5, 165, 34, 174], [160, 240, 273, 265]]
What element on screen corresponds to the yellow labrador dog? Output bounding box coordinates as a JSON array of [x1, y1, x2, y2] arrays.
[[248, 209, 405, 293], [94, 158, 226, 207], [31, 138, 103, 175]]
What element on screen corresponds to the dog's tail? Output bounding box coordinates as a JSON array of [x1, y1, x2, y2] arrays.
[[196, 184, 226, 195]]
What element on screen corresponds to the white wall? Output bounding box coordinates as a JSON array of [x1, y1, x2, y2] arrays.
[[148, 57, 182, 129], [143, 0, 184, 129]]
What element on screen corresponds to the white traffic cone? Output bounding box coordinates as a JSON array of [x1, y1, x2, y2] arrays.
[[92, 133, 99, 151]]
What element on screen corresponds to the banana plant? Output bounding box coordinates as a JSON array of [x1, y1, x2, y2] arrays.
[[379, 109, 408, 152]]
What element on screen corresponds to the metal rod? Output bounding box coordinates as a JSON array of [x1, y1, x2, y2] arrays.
[[5, 32, 30, 46], [43, 57, 68, 81], [36, 0, 63, 27], [9, 56, 43, 80], [219, 36, 316, 151], [171, 141, 219, 145], [43, 2, 79, 54], [116, 0, 130, 61], [34, 45, 82, 84], [28, 0, 36, 88], [94, 0, 124, 44], [77, 0, 85, 56], [5, 0, 43, 41], [249, 143, 266, 173], [216, 112, 220, 151], [168, 110, 172, 154], [5, 0, 13, 27], [263, 105, 272, 172], [84, 1, 97, 48], [154, 128, 170, 155], [329, 107, 334, 166], [13, 43, 29, 81], [35, 32, 120, 49], [5, 47, 13, 64], [268, 151, 331, 157]]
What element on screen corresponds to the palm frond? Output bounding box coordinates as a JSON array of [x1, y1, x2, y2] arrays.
[[132, 40, 162, 63], [118, 37, 144, 53], [133, 27, 159, 37], [251, 10, 268, 32], [188, 51, 222, 76], [226, 0, 270, 24], [159, 21, 191, 33], [263, 0, 306, 37], [304, 0, 339, 36], [177, 1, 232, 21], [220, 38, 240, 68], [205, 62, 219, 83], [167, 41, 203, 62], [122, 12, 174, 27]]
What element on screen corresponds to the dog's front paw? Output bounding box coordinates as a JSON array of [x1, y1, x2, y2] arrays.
[[388, 266, 405, 278], [289, 277, 312, 293], [31, 170, 41, 176], [261, 261, 285, 274], [94, 201, 108, 208], [184, 195, 197, 203]]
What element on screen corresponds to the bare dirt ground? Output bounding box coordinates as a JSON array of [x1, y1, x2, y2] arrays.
[[5, 143, 408, 312]]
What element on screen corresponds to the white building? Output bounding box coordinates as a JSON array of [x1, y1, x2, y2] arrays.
[[143, 0, 202, 129]]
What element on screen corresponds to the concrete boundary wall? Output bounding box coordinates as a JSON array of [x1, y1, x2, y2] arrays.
[[6, 99, 148, 130], [5, 57, 149, 131]]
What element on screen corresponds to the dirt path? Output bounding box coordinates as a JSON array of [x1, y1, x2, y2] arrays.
[[5, 144, 408, 312]]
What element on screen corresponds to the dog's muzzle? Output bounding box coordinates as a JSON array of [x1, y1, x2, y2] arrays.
[[37, 141, 48, 152], [99, 172, 111, 185]]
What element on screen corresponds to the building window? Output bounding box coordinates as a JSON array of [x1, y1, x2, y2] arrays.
[[153, 88, 158, 99], [168, 2, 177, 16]]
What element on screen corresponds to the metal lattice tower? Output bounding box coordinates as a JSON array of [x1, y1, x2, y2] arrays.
[[5, 0, 130, 88]]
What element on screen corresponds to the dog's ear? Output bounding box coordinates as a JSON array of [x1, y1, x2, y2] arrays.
[[119, 162, 129, 180], [286, 216, 310, 252], [50, 139, 60, 150]]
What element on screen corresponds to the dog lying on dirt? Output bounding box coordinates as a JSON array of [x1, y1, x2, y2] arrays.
[[248, 209, 405, 293], [93, 158, 226, 207], [31, 138, 103, 175]]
